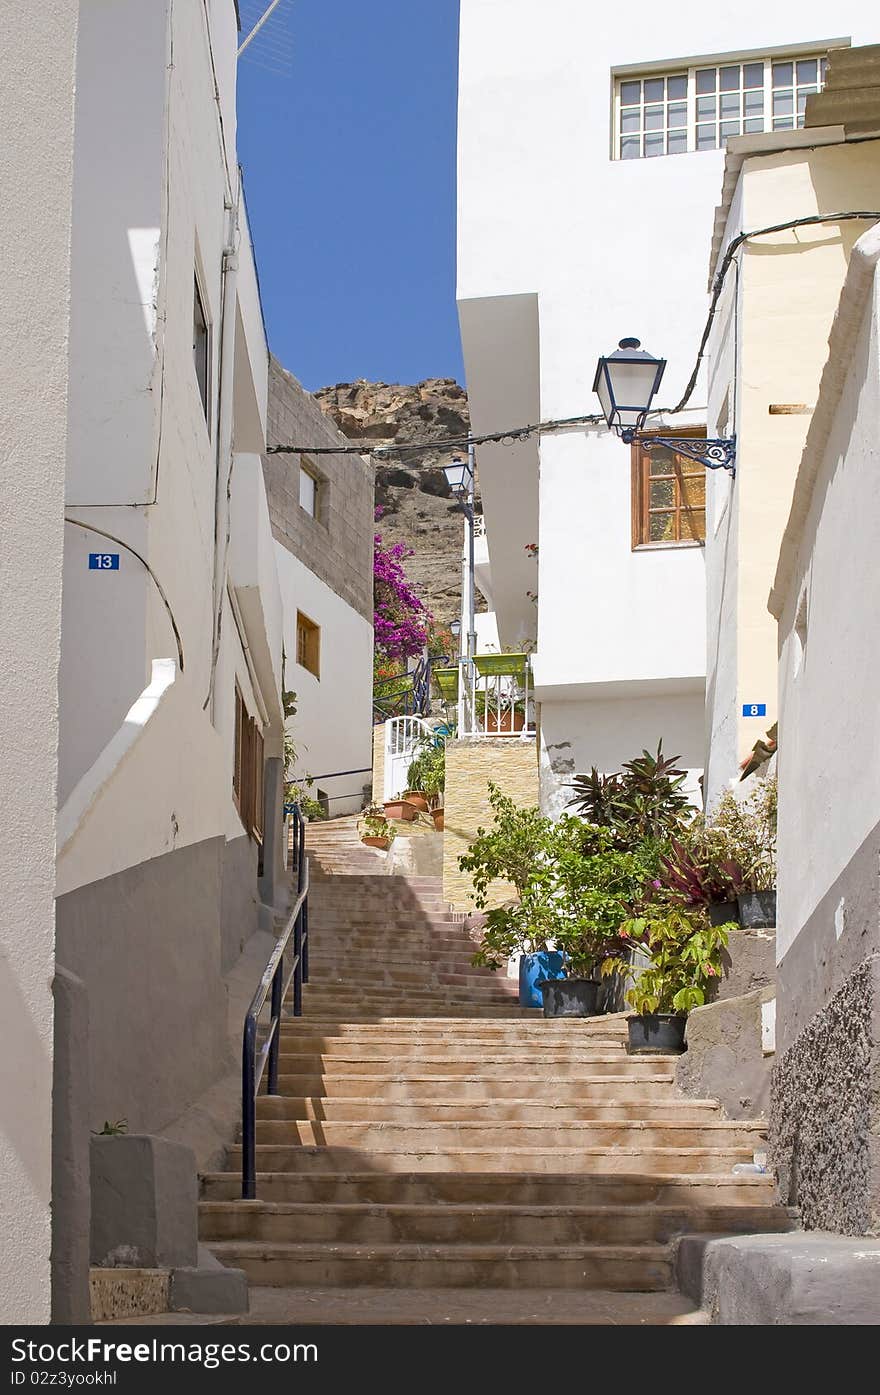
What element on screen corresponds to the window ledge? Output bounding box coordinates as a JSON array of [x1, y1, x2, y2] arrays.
[[633, 540, 705, 552]]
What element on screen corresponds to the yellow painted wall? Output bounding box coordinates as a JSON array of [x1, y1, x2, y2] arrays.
[[443, 737, 540, 910], [735, 141, 880, 765]]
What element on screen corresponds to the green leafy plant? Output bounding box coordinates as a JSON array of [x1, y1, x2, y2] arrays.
[[601, 904, 731, 1015], [460, 789, 652, 976], [658, 832, 743, 907], [459, 784, 553, 909], [406, 736, 446, 801], [567, 743, 691, 847], [94, 1118, 129, 1137], [288, 784, 327, 822], [360, 806, 396, 843], [704, 778, 777, 892]]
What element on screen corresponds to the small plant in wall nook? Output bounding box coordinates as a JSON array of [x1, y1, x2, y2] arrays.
[[93, 1118, 129, 1136]]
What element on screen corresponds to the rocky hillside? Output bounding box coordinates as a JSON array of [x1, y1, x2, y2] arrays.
[[313, 378, 478, 626]]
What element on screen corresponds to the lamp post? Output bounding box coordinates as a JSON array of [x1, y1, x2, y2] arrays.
[[443, 447, 477, 732], [593, 338, 736, 473]]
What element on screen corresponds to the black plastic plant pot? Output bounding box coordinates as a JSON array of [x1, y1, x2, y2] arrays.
[[737, 890, 777, 929], [540, 978, 603, 1018], [627, 1013, 687, 1053], [708, 899, 740, 928]]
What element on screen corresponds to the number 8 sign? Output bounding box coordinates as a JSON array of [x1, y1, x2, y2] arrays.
[[742, 703, 767, 717]]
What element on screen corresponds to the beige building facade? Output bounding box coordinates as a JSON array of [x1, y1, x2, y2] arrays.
[[704, 53, 880, 804]]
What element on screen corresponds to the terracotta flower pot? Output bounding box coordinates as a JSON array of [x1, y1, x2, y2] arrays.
[[383, 799, 417, 822], [362, 834, 391, 850], [404, 790, 430, 813], [430, 807, 445, 832], [481, 710, 525, 733]]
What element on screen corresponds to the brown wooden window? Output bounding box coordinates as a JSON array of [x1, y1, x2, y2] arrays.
[[233, 685, 264, 841], [296, 611, 320, 678], [631, 434, 706, 548]]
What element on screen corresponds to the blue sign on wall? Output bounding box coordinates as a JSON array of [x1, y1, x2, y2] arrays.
[[88, 553, 119, 570], [742, 703, 767, 717]]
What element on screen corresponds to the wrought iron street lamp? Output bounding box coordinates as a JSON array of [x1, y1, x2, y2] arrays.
[[593, 338, 736, 474], [442, 456, 474, 501]]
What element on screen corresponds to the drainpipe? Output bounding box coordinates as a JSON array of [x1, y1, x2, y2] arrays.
[[206, 174, 240, 719]]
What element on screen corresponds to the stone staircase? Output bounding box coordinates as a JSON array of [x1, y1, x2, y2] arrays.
[[200, 814, 791, 1322]]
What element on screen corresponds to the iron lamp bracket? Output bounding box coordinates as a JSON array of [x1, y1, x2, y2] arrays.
[[620, 429, 736, 475]]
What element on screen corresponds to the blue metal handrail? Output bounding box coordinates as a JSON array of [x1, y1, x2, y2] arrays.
[[241, 806, 310, 1199]]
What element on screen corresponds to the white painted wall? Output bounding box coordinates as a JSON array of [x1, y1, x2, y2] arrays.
[[59, 0, 279, 883], [275, 546, 374, 816], [458, 1, 876, 810], [772, 226, 880, 960], [539, 692, 706, 818], [0, 0, 78, 1325]]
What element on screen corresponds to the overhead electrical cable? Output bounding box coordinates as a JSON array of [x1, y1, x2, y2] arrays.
[[267, 208, 880, 459]]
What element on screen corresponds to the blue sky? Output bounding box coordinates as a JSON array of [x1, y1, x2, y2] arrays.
[[236, 0, 464, 392]]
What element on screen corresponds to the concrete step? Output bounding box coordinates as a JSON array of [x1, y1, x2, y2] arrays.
[[308, 951, 503, 974], [270, 1073, 679, 1101], [273, 1037, 628, 1059], [306, 967, 504, 990], [273, 1053, 677, 1077], [205, 1239, 673, 1291], [200, 1200, 791, 1247], [226, 1143, 757, 1174], [201, 1169, 780, 1207], [255, 1096, 722, 1124], [236, 1284, 707, 1325], [277, 1017, 628, 1038], [251, 1119, 766, 1151]]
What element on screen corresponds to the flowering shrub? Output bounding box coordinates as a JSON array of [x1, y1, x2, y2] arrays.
[[373, 508, 431, 662]]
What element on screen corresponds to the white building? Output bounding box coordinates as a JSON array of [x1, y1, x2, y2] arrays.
[[769, 215, 880, 1234], [0, 0, 78, 1328], [457, 1, 872, 811], [55, 1, 283, 1153], [262, 357, 375, 818]]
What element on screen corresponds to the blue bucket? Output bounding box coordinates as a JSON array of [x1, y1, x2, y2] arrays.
[[518, 951, 567, 1008]]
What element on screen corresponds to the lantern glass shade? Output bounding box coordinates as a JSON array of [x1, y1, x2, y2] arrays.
[[450, 619, 461, 638], [593, 339, 667, 434], [443, 457, 472, 496]]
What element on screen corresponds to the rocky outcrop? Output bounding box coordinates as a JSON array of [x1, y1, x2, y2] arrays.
[[313, 379, 476, 624]]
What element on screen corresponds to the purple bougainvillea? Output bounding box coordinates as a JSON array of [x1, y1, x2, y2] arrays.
[[374, 508, 431, 661]]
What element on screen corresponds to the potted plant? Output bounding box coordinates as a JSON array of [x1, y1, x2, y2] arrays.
[[600, 901, 732, 1052], [473, 652, 529, 679], [383, 794, 418, 822], [433, 666, 460, 703], [460, 785, 567, 1007], [478, 695, 527, 733], [567, 744, 693, 848], [705, 779, 777, 928], [406, 737, 445, 820], [537, 821, 655, 1018], [658, 833, 743, 927], [360, 808, 397, 850]]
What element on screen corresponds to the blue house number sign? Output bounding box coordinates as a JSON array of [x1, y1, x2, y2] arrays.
[[742, 703, 767, 717], [89, 553, 119, 570]]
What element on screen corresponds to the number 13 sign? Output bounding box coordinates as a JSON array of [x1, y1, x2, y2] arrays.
[[88, 553, 119, 570]]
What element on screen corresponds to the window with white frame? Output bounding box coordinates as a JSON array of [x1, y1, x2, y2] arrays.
[[298, 460, 320, 517], [615, 49, 828, 159]]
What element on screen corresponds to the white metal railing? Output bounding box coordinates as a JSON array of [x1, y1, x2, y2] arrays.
[[458, 657, 537, 740], [383, 715, 434, 801]]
